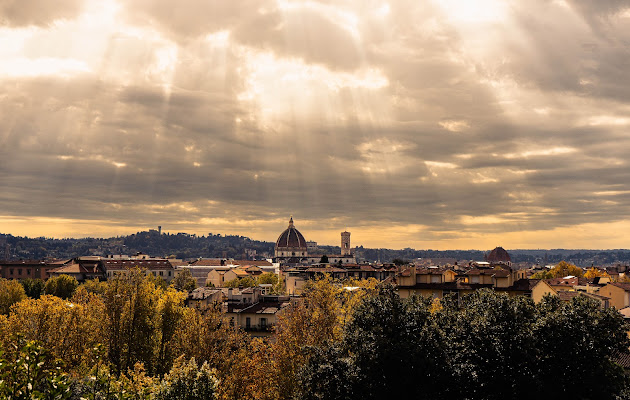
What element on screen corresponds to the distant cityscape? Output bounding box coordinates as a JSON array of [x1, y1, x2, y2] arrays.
[[2, 222, 630, 267]]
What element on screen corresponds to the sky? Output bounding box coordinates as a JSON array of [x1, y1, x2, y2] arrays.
[[1, 0, 630, 250]]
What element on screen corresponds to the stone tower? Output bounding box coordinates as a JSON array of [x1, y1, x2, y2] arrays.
[[341, 231, 351, 256]]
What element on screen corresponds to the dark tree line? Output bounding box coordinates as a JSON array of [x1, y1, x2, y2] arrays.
[[298, 288, 630, 400]]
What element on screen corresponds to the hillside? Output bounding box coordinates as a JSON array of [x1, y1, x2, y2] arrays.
[[1, 232, 630, 266]]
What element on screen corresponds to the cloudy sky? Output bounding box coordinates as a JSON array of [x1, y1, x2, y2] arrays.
[[1, 0, 629, 250]]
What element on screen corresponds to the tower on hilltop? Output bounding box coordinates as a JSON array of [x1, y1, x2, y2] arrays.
[[341, 231, 351, 256]]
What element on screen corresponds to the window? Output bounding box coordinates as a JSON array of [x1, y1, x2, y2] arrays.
[[168, 271, 171, 276], [10, 269, 13, 275], [246, 317, 251, 329], [27, 269, 30, 275], [260, 318, 267, 328], [470, 276, 479, 284], [18, 269, 22, 275], [159, 271, 163, 276]]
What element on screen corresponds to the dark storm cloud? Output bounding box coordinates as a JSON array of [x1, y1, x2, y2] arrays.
[[2, 0, 630, 246], [0, 0, 84, 27]]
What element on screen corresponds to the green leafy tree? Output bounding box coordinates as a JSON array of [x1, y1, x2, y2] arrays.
[[534, 294, 629, 399], [446, 289, 538, 400], [21, 278, 45, 299], [172, 269, 197, 292], [300, 286, 449, 400], [44, 275, 79, 300], [257, 273, 278, 286], [0, 337, 71, 399], [155, 357, 218, 400], [530, 270, 553, 279], [0, 278, 26, 315], [298, 288, 630, 400], [224, 277, 257, 288]]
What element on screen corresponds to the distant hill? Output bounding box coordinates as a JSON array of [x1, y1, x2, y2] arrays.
[[1, 231, 629, 266]]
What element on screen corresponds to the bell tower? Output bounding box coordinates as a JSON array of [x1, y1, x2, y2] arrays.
[[341, 231, 351, 256]]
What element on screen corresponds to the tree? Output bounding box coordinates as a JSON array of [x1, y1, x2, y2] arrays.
[[224, 277, 257, 288], [103, 269, 161, 375], [319, 255, 329, 263], [534, 295, 630, 399], [530, 270, 553, 279], [445, 289, 538, 400], [257, 273, 278, 286], [172, 269, 197, 292], [273, 276, 345, 399], [0, 337, 71, 399], [0, 278, 26, 315], [44, 275, 79, 299], [303, 286, 449, 400], [156, 288, 187, 375], [21, 278, 45, 299], [298, 288, 630, 400], [81, 278, 108, 295], [154, 357, 218, 400], [2, 292, 106, 370], [584, 267, 610, 280], [549, 261, 583, 278]]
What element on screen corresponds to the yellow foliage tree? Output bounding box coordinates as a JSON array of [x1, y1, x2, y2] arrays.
[[549, 261, 584, 278], [1, 291, 106, 371], [272, 276, 345, 400], [584, 267, 610, 280], [0, 278, 26, 315]]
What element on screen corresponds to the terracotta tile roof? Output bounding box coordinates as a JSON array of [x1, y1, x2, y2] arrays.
[[50, 262, 100, 274], [169, 261, 190, 267], [416, 268, 453, 275], [0, 260, 62, 266], [305, 267, 347, 273], [239, 301, 291, 315], [190, 259, 224, 266], [187, 287, 222, 300], [611, 283, 630, 292], [466, 268, 510, 277], [557, 291, 581, 301], [612, 350, 630, 369], [101, 259, 173, 271], [546, 277, 579, 286], [228, 260, 273, 267]]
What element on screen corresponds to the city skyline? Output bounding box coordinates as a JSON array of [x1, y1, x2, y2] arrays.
[[1, 0, 630, 249]]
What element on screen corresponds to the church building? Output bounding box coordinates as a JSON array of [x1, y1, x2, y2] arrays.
[[274, 217, 308, 263], [274, 217, 356, 265]]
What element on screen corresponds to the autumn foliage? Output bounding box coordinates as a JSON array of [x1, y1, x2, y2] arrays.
[[0, 272, 628, 399]]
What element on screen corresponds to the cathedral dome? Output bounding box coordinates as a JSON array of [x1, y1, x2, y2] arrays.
[[275, 217, 308, 260], [276, 217, 306, 249], [487, 246, 511, 263]]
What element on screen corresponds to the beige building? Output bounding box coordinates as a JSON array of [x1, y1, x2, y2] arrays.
[[397, 265, 533, 300], [224, 287, 291, 337], [185, 287, 224, 310], [598, 283, 630, 309], [531, 279, 610, 308]]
